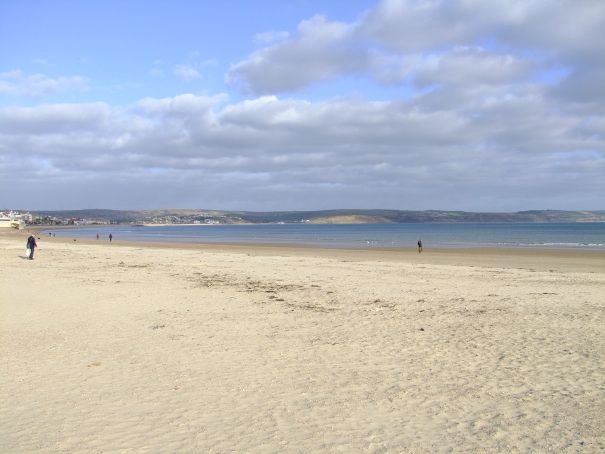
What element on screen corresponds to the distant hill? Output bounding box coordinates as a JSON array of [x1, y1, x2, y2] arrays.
[[31, 208, 605, 224]]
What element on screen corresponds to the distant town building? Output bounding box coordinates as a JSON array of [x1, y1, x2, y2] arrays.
[[0, 211, 27, 229]]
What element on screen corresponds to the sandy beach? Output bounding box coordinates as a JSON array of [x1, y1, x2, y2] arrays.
[[1, 228, 604, 453]]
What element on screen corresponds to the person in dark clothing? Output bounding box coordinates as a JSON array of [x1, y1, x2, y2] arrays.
[[27, 235, 37, 260], [417, 238, 423, 253]]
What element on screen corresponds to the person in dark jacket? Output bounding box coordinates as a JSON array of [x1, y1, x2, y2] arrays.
[[27, 235, 37, 260]]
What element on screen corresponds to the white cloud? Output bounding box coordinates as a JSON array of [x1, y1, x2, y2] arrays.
[[227, 15, 362, 94], [173, 65, 202, 81], [413, 47, 536, 88], [253, 30, 290, 47], [0, 70, 89, 98], [0, 102, 110, 135], [170, 53, 217, 82], [358, 0, 482, 52]]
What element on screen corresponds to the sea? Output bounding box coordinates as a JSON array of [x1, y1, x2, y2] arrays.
[[43, 222, 605, 250]]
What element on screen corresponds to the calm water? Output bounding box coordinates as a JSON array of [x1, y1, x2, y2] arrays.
[[44, 223, 605, 250]]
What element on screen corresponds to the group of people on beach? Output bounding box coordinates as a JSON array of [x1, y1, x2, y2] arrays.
[[25, 232, 417, 260], [25, 232, 114, 261]]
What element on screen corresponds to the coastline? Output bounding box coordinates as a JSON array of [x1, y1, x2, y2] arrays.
[[33, 221, 605, 254], [10, 226, 605, 273], [1, 227, 604, 452]]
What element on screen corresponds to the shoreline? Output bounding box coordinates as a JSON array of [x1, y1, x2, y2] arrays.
[[30, 222, 605, 253], [34, 224, 605, 253], [4, 227, 605, 273]]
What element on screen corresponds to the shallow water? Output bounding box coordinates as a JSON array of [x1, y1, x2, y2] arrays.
[[44, 222, 605, 250]]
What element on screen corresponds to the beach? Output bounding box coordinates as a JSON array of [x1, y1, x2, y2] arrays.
[[1, 228, 604, 453]]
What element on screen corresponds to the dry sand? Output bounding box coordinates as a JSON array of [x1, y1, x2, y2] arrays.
[[1, 228, 604, 453]]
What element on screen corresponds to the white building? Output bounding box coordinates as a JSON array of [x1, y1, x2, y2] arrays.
[[0, 211, 27, 229]]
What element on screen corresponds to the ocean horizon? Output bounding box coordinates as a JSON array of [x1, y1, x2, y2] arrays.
[[43, 222, 605, 250]]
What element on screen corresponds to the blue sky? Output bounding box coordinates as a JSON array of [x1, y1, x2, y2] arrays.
[[1, 0, 604, 212]]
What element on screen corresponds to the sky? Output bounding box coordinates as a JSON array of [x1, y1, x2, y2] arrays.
[[1, 0, 604, 213]]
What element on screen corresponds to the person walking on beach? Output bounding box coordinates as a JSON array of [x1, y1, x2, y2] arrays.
[[96, 233, 100, 240], [417, 239, 423, 253], [109, 233, 113, 242], [27, 235, 37, 260]]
